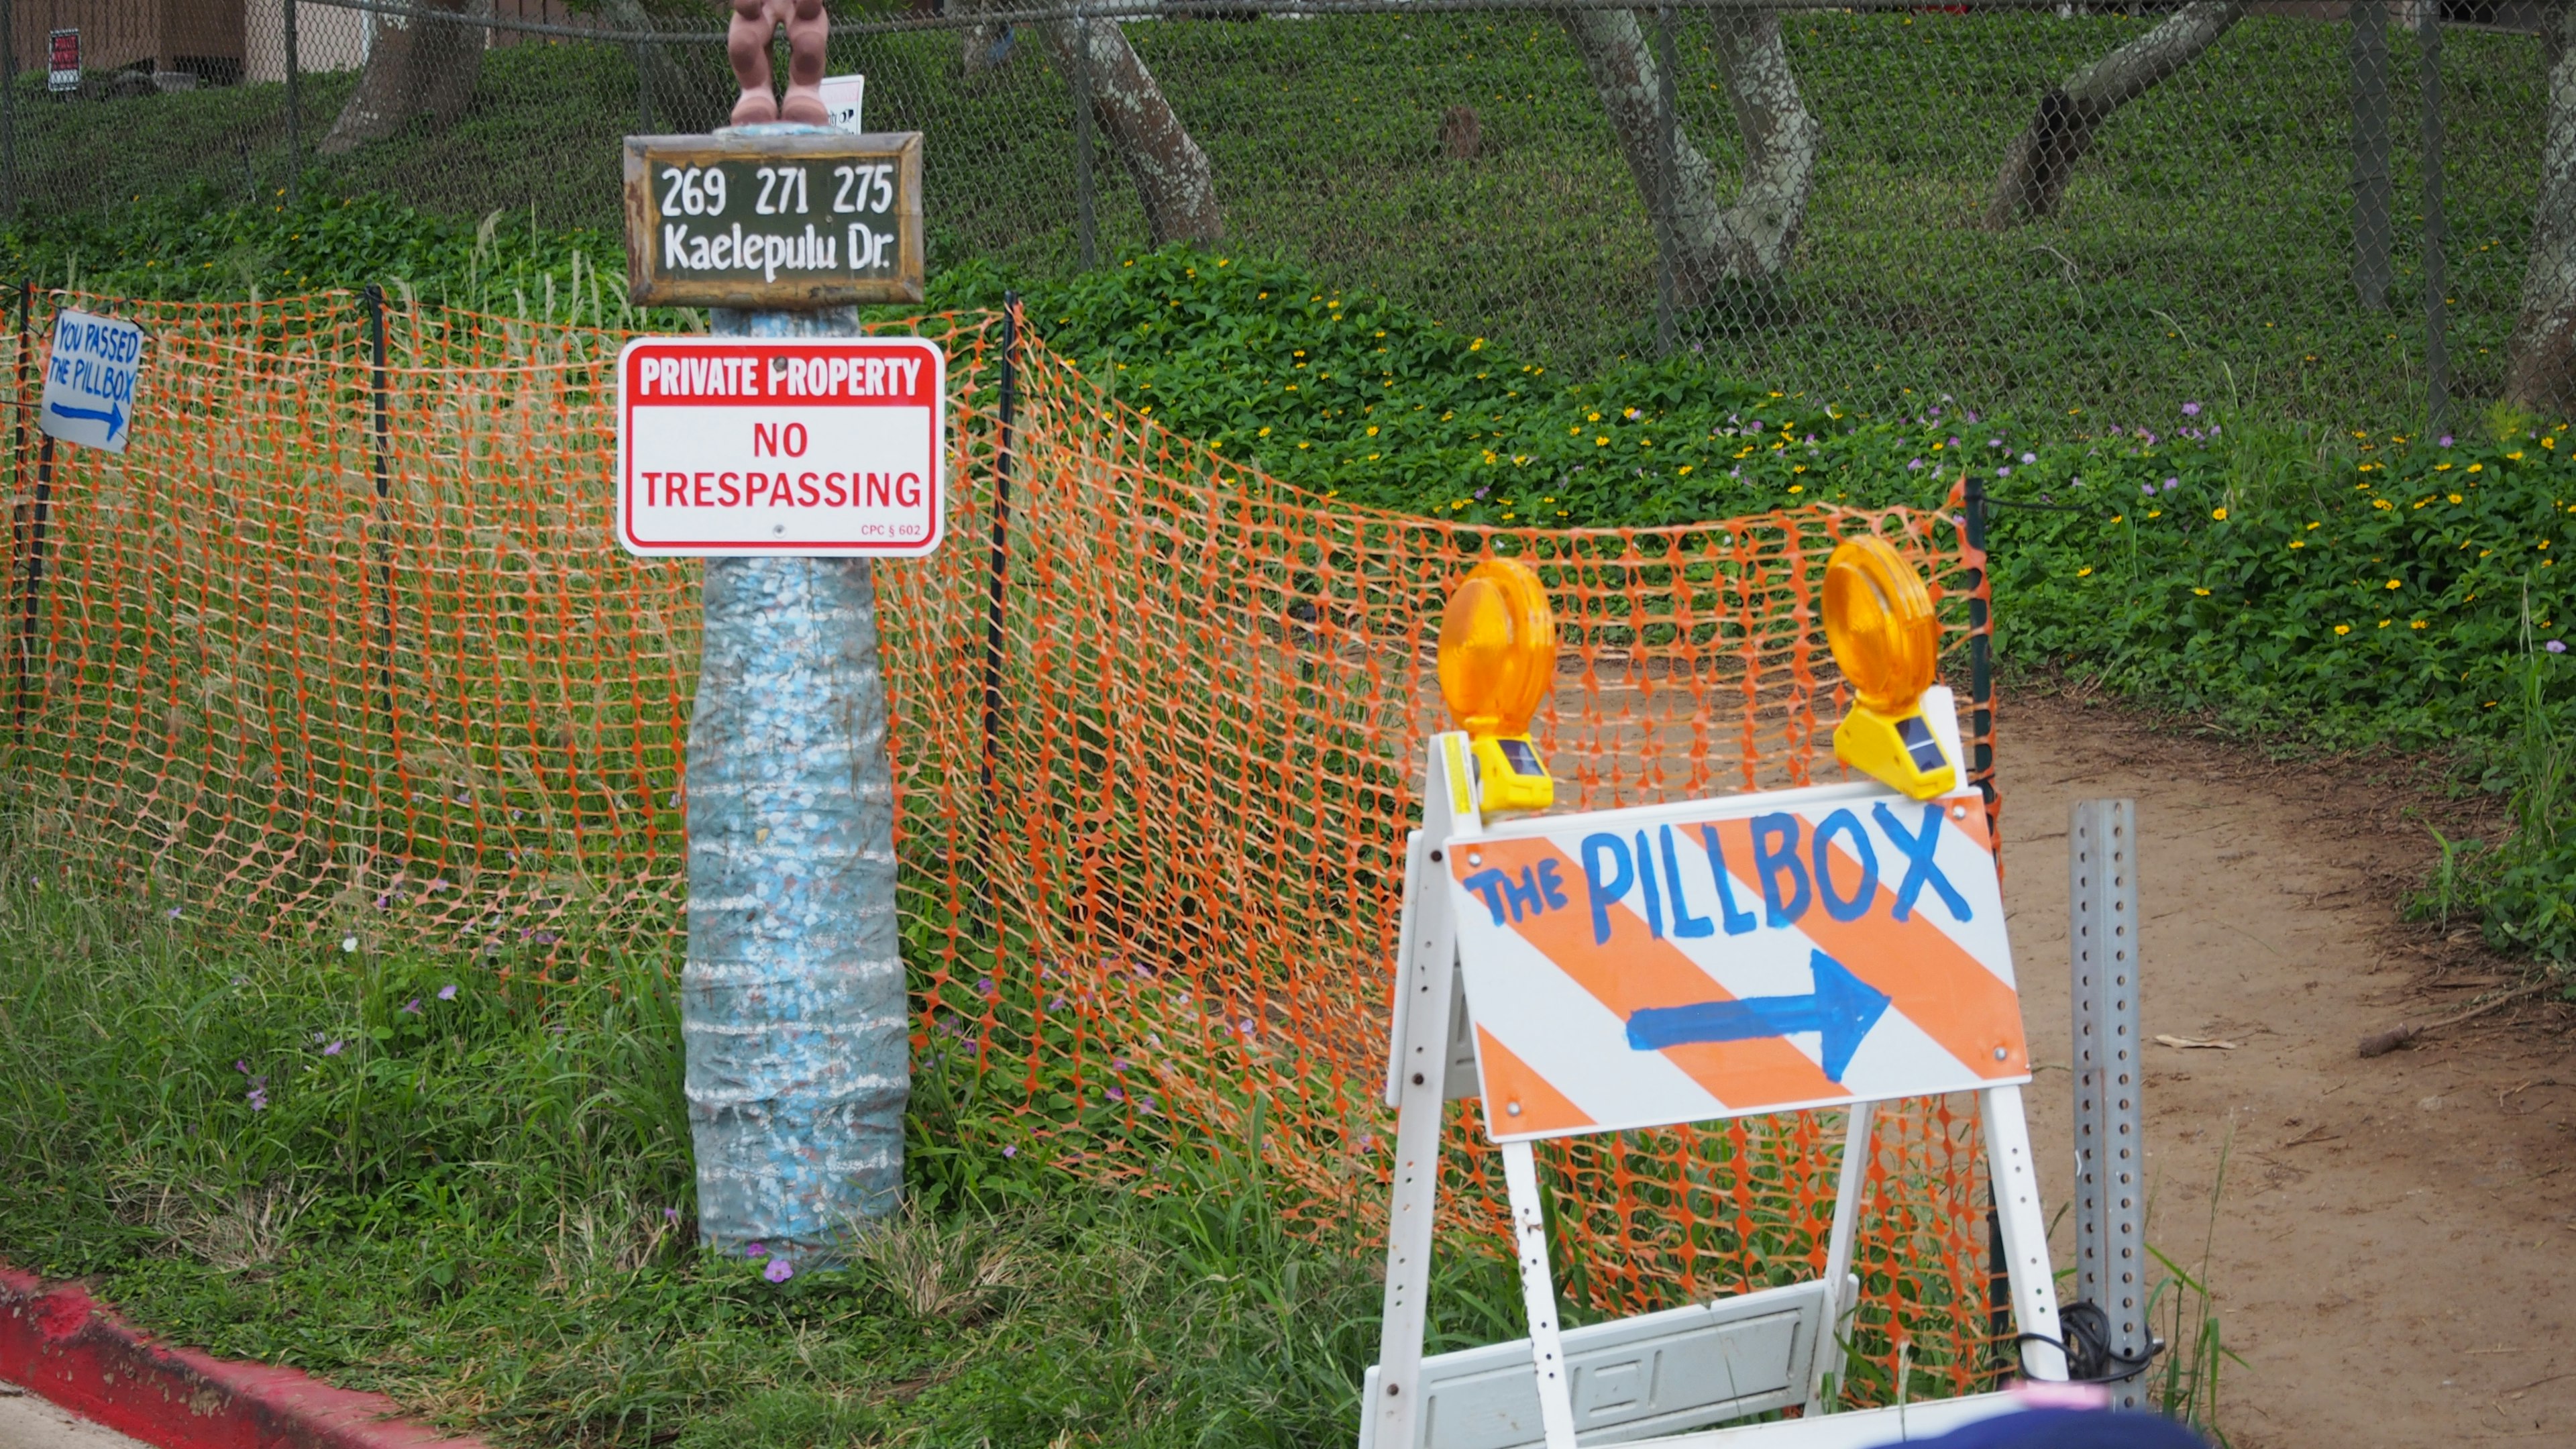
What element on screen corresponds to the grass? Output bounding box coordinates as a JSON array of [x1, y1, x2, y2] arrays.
[[0, 11, 2548, 425], [0, 873, 1549, 1448]]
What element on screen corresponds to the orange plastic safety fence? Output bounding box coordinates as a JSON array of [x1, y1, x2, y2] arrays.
[[3, 290, 2008, 1408]]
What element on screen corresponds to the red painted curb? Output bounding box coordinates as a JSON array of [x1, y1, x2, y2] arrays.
[[1, 1266, 488, 1449]]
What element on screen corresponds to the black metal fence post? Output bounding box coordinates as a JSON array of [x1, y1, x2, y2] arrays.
[[979, 292, 1021, 816], [0, 0, 17, 221], [11, 281, 40, 731], [1654, 6, 1679, 358], [283, 0, 301, 207], [2347, 1, 2391, 309], [1962, 472, 1995, 812], [2417, 7, 2449, 436], [363, 284, 395, 738], [1072, 9, 1098, 272]]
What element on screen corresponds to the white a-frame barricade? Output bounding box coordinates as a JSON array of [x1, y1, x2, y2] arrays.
[[1366, 705, 2067, 1449]]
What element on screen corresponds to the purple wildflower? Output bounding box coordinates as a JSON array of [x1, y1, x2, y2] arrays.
[[402, 997, 421, 1014], [1003, 1144, 1018, 1158], [2163, 478, 2180, 492], [745, 1242, 766, 1258], [1996, 467, 2010, 478], [763, 1258, 794, 1284], [2549, 640, 2569, 654], [166, 906, 182, 920], [323, 1039, 344, 1057], [2021, 452, 2037, 464], [665, 1207, 678, 1222], [235, 1059, 250, 1074], [1908, 458, 1923, 470], [2141, 484, 2155, 497], [246, 1087, 268, 1112], [2181, 402, 2202, 417], [436, 983, 457, 1002], [1107, 1087, 1126, 1103], [2438, 435, 2454, 447]]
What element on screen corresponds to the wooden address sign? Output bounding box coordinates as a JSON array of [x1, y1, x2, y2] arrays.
[[623, 131, 924, 309]]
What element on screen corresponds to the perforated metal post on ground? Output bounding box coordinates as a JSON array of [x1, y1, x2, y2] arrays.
[[2070, 798, 2146, 1407]]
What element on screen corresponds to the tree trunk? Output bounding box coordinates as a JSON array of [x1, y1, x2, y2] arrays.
[[1558, 9, 1821, 299], [319, 0, 487, 156], [1034, 17, 1223, 245], [1984, 2, 2243, 227], [2505, 3, 2576, 418]]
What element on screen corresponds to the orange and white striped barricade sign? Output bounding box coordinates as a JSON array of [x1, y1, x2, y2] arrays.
[[1365, 714, 2070, 1449]]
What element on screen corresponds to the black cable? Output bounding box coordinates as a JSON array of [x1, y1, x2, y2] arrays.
[[2019, 1301, 2165, 1385]]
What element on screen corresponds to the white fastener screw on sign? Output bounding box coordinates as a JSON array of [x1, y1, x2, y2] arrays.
[[622, 93, 936, 1263]]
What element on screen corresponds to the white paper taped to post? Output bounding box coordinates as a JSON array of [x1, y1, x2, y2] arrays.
[[40, 309, 146, 454]]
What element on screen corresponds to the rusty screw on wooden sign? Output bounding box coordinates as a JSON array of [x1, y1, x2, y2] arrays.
[[623, 130, 924, 309]]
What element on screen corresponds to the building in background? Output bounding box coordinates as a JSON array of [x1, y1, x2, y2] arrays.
[[244, 0, 370, 82], [9, 0, 246, 83], [13, 1, 615, 88]]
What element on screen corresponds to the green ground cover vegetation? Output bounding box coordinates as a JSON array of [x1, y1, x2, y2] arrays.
[[0, 881, 1519, 1446]]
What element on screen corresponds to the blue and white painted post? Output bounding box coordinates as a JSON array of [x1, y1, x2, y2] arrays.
[[682, 296, 908, 1259], [619, 115, 933, 1262]]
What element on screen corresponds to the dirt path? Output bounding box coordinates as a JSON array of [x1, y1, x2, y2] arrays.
[[1994, 691, 2575, 1448]]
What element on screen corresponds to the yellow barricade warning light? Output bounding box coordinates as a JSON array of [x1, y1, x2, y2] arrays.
[[1437, 558, 1559, 816], [1824, 535, 1958, 800]]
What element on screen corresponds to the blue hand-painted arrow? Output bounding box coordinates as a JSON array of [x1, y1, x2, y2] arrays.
[[1625, 949, 1892, 1083], [48, 398, 123, 438]]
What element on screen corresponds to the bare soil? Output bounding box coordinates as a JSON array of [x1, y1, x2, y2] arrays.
[[1995, 689, 2576, 1448]]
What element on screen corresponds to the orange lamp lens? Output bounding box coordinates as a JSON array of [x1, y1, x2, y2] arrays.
[[1823, 536, 1939, 714], [1438, 559, 1557, 737]]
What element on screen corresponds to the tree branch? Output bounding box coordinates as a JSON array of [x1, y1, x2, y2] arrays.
[[1984, 2, 2243, 228]]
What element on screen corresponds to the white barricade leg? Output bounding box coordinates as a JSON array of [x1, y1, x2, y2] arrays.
[[1805, 1097, 1875, 1416], [1371, 739, 1475, 1449], [1500, 1138, 1579, 1449], [1980, 1085, 2069, 1381]]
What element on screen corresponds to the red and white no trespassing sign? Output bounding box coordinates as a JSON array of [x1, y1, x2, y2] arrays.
[[615, 337, 946, 557]]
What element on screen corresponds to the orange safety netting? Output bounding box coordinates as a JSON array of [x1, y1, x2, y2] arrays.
[[3, 288, 2009, 1407]]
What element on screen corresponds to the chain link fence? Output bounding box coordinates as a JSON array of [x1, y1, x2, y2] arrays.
[[0, 0, 2555, 426]]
